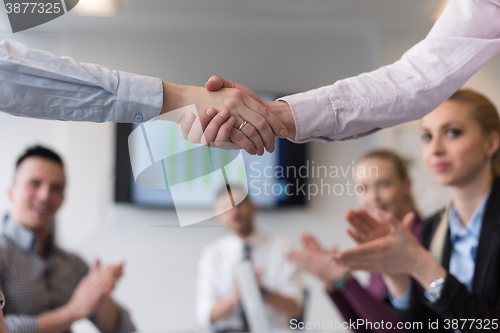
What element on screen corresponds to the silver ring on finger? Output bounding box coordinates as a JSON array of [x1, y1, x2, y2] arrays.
[[238, 120, 248, 131]]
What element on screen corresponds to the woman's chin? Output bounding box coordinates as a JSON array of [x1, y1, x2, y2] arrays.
[[433, 173, 457, 186]]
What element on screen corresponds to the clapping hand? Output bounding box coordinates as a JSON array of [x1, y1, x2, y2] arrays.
[[288, 233, 347, 289], [344, 209, 391, 244], [66, 259, 123, 320], [334, 210, 420, 274]]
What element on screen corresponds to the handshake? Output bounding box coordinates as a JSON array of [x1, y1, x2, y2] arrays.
[[161, 76, 297, 156]]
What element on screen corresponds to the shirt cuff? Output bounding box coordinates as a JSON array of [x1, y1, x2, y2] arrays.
[[388, 288, 411, 310], [278, 89, 336, 143], [424, 290, 439, 303], [5, 315, 39, 333], [114, 71, 163, 123]]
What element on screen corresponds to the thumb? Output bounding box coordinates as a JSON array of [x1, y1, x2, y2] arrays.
[[402, 211, 415, 230], [205, 75, 264, 105], [94, 258, 101, 269], [205, 75, 231, 91]]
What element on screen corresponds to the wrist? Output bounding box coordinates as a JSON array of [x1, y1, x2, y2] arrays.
[[264, 100, 296, 138], [382, 274, 411, 298], [61, 303, 81, 323], [229, 292, 240, 307], [327, 272, 351, 292], [411, 247, 446, 290], [160, 81, 191, 115]]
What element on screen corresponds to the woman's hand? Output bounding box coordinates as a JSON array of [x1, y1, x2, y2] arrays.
[[335, 209, 446, 290], [335, 210, 421, 275], [345, 209, 391, 244], [288, 233, 347, 289]]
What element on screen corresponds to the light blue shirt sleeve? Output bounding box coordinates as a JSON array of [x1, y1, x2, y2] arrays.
[[0, 39, 163, 123], [388, 287, 411, 310]]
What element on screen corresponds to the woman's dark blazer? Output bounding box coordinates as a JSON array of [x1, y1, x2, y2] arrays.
[[390, 176, 500, 333]]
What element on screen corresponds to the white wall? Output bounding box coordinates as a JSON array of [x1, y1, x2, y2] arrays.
[[1, 6, 500, 332]]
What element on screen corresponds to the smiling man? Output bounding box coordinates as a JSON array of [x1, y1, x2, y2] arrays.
[[0, 145, 135, 333]]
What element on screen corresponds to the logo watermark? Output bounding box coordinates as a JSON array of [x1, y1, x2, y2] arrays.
[[3, 0, 79, 33], [249, 160, 377, 200]]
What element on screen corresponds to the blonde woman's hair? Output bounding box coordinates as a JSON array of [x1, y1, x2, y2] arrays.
[[357, 149, 417, 213], [448, 89, 500, 175]]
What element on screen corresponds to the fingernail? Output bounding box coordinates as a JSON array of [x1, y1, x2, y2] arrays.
[[280, 129, 289, 138], [206, 108, 216, 116], [227, 116, 235, 123], [252, 149, 257, 155], [220, 109, 229, 117]]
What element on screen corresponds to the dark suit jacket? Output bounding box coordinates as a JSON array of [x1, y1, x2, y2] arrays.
[[390, 177, 500, 333]]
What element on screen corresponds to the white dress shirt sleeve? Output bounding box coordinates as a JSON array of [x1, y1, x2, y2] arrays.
[[196, 246, 219, 329], [279, 0, 500, 143], [271, 238, 304, 305], [0, 39, 163, 123]]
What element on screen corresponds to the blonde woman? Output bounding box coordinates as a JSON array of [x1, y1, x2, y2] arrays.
[[288, 149, 422, 333], [337, 89, 500, 332]]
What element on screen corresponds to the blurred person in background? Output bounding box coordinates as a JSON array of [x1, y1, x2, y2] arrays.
[[288, 149, 423, 333], [196, 186, 303, 332], [0, 145, 135, 333]]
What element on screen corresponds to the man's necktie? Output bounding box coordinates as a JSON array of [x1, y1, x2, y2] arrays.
[[240, 242, 251, 331]]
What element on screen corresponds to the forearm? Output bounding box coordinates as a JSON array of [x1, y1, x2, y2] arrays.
[[160, 81, 190, 115], [279, 0, 500, 143], [382, 274, 412, 298], [264, 291, 301, 318], [209, 293, 239, 323], [264, 100, 296, 138], [0, 39, 162, 123], [94, 298, 119, 333], [37, 305, 77, 333], [410, 247, 447, 291]]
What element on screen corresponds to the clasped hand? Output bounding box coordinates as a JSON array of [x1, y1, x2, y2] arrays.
[[175, 76, 296, 156]]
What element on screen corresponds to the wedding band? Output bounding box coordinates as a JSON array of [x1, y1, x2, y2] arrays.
[[359, 233, 368, 242], [238, 120, 248, 131]]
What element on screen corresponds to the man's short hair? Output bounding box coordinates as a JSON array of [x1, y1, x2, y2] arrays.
[[16, 145, 64, 169]]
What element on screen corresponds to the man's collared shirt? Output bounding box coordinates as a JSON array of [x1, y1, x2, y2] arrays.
[[0, 217, 135, 333], [196, 230, 303, 331]]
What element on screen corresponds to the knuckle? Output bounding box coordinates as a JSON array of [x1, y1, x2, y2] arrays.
[[232, 130, 243, 141], [256, 118, 268, 131], [258, 106, 269, 118], [231, 89, 243, 99], [225, 99, 238, 110], [246, 126, 257, 138]]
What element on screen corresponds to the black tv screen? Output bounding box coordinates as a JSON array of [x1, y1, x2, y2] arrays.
[[115, 94, 308, 209]]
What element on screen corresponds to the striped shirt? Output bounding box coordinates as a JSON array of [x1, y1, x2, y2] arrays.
[[0, 217, 135, 333]]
